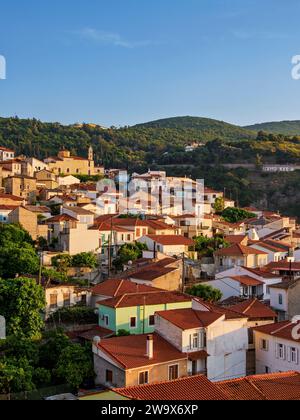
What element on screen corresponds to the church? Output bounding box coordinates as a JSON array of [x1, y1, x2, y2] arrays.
[[44, 146, 104, 176]]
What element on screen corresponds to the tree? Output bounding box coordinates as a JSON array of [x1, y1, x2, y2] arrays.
[[194, 235, 229, 258], [51, 254, 72, 273], [186, 284, 223, 303], [221, 207, 256, 223], [38, 331, 71, 371], [55, 344, 94, 389], [214, 197, 225, 214], [0, 224, 39, 279], [0, 278, 45, 339], [0, 357, 35, 394], [0, 244, 39, 278], [113, 242, 148, 270], [71, 252, 98, 269]]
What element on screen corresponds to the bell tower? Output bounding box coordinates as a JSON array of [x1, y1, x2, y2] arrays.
[[88, 146, 94, 162]]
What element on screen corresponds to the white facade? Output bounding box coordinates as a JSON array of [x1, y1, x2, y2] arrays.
[[255, 330, 300, 374], [203, 277, 264, 301], [58, 175, 80, 186], [215, 266, 281, 301], [0, 147, 14, 161], [155, 311, 248, 382]]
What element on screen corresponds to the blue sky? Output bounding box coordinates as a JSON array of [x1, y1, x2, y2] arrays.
[[1, 0, 300, 127]]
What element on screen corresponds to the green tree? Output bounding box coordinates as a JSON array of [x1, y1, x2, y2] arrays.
[[39, 331, 71, 371], [0, 277, 45, 339], [113, 242, 148, 270], [0, 244, 39, 278], [194, 235, 229, 257], [221, 207, 256, 223], [55, 344, 94, 389], [186, 284, 223, 303], [0, 357, 35, 394], [214, 197, 225, 214], [51, 254, 72, 273], [71, 252, 98, 268]]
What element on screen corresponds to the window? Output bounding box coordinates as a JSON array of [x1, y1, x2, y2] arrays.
[[169, 365, 179, 381], [276, 344, 286, 360], [136, 229, 141, 237], [106, 370, 113, 383], [149, 315, 155, 327], [279, 294, 283, 305], [130, 317, 137, 329], [261, 339, 269, 351], [127, 234, 131, 241], [103, 315, 109, 327], [290, 347, 298, 364], [139, 371, 149, 385], [63, 292, 71, 307], [192, 333, 199, 349], [81, 294, 87, 305], [50, 294, 58, 309], [265, 366, 270, 374]]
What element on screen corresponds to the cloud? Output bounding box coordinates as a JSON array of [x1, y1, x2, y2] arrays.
[[75, 28, 153, 49]]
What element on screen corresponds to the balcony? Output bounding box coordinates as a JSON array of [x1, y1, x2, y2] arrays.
[[188, 370, 207, 377]]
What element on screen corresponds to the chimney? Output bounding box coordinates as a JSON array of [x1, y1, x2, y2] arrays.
[[146, 335, 154, 359]]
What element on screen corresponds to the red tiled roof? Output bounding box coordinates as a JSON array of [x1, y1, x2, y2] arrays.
[[46, 214, 78, 223], [91, 279, 160, 297], [265, 261, 300, 272], [225, 235, 248, 245], [229, 275, 263, 286], [146, 235, 194, 246], [254, 321, 300, 343], [0, 193, 23, 201], [99, 291, 191, 309], [144, 220, 176, 231], [126, 258, 179, 282], [0, 146, 14, 152], [217, 371, 300, 400], [242, 266, 278, 279], [228, 299, 277, 320], [114, 375, 229, 400], [97, 333, 186, 369], [0, 205, 18, 211], [215, 243, 268, 257], [156, 308, 223, 330]]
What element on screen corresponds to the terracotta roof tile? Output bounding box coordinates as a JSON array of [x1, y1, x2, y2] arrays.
[[254, 321, 300, 343], [215, 244, 268, 257], [114, 375, 229, 400], [228, 299, 277, 320], [91, 279, 160, 297], [217, 371, 300, 400], [229, 275, 264, 286], [97, 333, 186, 369], [146, 235, 194, 246], [156, 308, 223, 330], [99, 291, 191, 309]]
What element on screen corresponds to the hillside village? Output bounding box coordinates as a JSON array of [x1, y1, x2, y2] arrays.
[[1, 144, 300, 400]]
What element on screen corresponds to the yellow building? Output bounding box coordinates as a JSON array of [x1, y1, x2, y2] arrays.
[[44, 147, 104, 176]]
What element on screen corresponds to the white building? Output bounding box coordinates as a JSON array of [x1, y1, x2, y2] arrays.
[[214, 266, 282, 301], [254, 321, 300, 374], [155, 304, 249, 382], [0, 147, 14, 161]]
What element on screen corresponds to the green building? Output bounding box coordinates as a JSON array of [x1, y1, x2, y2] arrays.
[[98, 291, 192, 335]]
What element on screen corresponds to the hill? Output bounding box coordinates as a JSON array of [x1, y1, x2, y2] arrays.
[[135, 116, 255, 142], [245, 120, 300, 136]]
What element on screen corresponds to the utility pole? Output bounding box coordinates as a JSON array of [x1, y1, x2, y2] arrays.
[[182, 252, 186, 293], [107, 215, 113, 278]]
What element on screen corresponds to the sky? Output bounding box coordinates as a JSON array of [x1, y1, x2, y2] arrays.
[[1, 0, 300, 127]]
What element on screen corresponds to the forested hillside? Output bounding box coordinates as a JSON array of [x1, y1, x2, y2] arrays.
[[245, 120, 300, 136], [1, 115, 300, 217]]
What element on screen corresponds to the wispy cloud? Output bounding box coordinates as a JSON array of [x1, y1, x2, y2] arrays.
[[75, 28, 153, 49]]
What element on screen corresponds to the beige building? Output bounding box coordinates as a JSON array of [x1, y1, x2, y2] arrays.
[[4, 175, 37, 201], [93, 333, 188, 388], [35, 169, 58, 189], [45, 284, 92, 319], [45, 147, 104, 176], [8, 206, 47, 240], [214, 244, 269, 271]]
